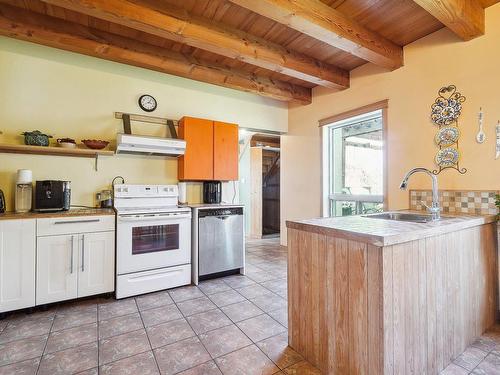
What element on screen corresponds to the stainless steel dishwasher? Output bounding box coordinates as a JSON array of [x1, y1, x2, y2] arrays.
[[192, 206, 245, 283]]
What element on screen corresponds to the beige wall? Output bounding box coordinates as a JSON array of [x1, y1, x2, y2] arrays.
[[0, 37, 287, 211], [282, 4, 500, 245]]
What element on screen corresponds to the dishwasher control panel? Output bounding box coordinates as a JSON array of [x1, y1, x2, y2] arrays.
[[198, 207, 243, 217]]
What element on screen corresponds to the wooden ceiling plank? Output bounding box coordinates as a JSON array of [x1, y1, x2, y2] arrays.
[[227, 0, 403, 70], [38, 0, 349, 89], [0, 4, 311, 103], [412, 0, 484, 40]]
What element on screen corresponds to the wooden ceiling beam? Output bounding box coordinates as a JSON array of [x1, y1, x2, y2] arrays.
[[0, 4, 312, 104], [227, 0, 404, 70], [38, 0, 349, 90], [412, 0, 484, 40]]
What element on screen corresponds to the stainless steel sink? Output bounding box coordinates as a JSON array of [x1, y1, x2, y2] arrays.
[[363, 212, 441, 223]]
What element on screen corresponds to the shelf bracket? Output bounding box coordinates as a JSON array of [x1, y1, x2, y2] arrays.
[[95, 154, 99, 172], [122, 113, 132, 135]]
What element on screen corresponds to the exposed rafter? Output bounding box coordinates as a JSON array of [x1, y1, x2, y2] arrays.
[[0, 4, 312, 104], [38, 0, 350, 90], [227, 0, 404, 70], [412, 0, 485, 40]]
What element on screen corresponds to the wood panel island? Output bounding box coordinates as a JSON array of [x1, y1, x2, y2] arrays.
[[286, 212, 498, 374]]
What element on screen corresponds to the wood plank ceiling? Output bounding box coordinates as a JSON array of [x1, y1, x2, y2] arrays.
[[0, 0, 497, 104]]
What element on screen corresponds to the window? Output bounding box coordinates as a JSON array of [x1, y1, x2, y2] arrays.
[[322, 106, 386, 217]]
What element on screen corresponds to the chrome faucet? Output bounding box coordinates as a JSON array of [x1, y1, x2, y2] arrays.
[[399, 167, 441, 220]]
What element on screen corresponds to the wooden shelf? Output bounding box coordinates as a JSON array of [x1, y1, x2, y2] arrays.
[[0, 143, 114, 158], [0, 143, 114, 171]]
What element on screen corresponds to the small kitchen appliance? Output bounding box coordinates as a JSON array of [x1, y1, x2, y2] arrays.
[[114, 184, 192, 299], [35, 180, 71, 212], [96, 189, 113, 208], [15, 169, 33, 213], [0, 189, 5, 213], [203, 181, 222, 204]]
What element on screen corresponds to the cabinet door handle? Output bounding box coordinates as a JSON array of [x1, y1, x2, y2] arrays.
[[54, 219, 100, 225], [81, 234, 85, 272], [70, 235, 74, 274]]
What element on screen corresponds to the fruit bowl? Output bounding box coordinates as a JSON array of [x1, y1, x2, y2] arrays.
[[81, 139, 109, 150]]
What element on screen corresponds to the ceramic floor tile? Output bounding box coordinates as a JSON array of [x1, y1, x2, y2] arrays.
[[256, 332, 302, 369], [215, 344, 279, 375], [52, 309, 97, 332], [169, 286, 204, 303], [76, 368, 99, 375], [471, 353, 500, 374], [237, 314, 286, 343], [98, 313, 143, 339], [208, 290, 246, 308], [154, 337, 211, 375], [221, 300, 264, 323], [0, 357, 40, 375], [283, 361, 322, 375], [56, 299, 99, 314], [440, 363, 469, 375], [260, 279, 288, 294], [222, 275, 256, 289], [236, 284, 276, 300], [268, 308, 288, 328], [146, 318, 195, 349], [0, 315, 53, 344], [135, 291, 174, 311], [471, 336, 498, 352], [38, 342, 98, 375], [99, 329, 151, 365], [250, 294, 287, 313], [186, 309, 233, 335], [140, 304, 183, 328], [98, 298, 138, 321], [177, 360, 222, 375], [45, 322, 97, 354], [198, 324, 252, 358], [198, 280, 232, 295], [100, 350, 159, 375], [453, 346, 488, 371], [0, 334, 47, 366], [246, 270, 282, 283], [177, 296, 217, 317]]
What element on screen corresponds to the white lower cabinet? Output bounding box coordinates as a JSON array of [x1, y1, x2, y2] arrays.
[[0, 220, 36, 313], [36, 235, 78, 305], [78, 232, 115, 298]]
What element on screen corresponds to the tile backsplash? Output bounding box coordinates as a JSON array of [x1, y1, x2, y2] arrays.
[[410, 190, 499, 215]]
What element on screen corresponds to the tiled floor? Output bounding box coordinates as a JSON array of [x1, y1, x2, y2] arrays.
[[0, 237, 320, 375], [1, 237, 500, 374]]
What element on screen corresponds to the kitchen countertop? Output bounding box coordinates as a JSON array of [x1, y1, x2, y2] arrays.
[[0, 208, 115, 221], [185, 203, 244, 209], [286, 210, 497, 247]]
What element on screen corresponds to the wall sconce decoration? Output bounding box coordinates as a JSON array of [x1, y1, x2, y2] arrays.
[[476, 107, 485, 143], [430, 85, 467, 175]]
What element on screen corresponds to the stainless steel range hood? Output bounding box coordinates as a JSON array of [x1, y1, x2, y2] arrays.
[[116, 133, 186, 157]]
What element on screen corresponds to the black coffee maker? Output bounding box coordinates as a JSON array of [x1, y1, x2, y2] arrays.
[[203, 181, 222, 204], [0, 189, 5, 213]]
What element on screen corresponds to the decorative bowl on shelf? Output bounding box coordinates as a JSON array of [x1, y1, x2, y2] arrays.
[[57, 138, 77, 149], [21, 130, 53, 146], [81, 139, 109, 150]]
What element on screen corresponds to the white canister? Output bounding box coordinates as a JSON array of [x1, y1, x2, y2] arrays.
[[178, 182, 187, 204]]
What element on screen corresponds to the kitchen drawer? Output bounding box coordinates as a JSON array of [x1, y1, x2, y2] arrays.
[[37, 215, 115, 236], [116, 264, 191, 299]]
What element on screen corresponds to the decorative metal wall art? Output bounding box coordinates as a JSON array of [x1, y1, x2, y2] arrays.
[[430, 85, 467, 175]]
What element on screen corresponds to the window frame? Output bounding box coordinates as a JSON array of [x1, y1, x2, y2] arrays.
[[320, 100, 388, 217]]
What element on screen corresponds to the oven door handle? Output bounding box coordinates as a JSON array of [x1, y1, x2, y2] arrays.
[[118, 214, 191, 222]]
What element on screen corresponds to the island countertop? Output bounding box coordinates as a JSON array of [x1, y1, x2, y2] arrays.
[[286, 210, 497, 246]]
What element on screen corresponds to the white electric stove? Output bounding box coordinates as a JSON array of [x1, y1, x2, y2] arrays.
[[114, 184, 191, 299]]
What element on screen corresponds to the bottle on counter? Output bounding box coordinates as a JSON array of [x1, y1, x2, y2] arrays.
[[15, 169, 33, 213]]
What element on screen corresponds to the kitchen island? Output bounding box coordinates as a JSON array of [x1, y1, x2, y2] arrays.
[[286, 212, 498, 375]]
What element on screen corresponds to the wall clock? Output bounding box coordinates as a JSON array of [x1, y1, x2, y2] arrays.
[[138, 94, 157, 112]]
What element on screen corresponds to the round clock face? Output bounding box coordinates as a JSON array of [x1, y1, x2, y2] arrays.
[[138, 94, 157, 112]]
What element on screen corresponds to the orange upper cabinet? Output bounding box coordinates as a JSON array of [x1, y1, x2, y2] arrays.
[[178, 117, 214, 181], [178, 117, 239, 181], [213, 121, 239, 181]]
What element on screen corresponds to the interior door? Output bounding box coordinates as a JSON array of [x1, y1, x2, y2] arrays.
[[178, 117, 214, 180], [0, 219, 36, 313], [78, 232, 115, 298], [37, 234, 78, 305], [214, 121, 239, 181]]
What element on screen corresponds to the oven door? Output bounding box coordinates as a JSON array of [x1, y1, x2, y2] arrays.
[[116, 211, 191, 275]]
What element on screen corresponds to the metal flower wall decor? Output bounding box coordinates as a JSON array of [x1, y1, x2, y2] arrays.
[[430, 85, 467, 175]]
